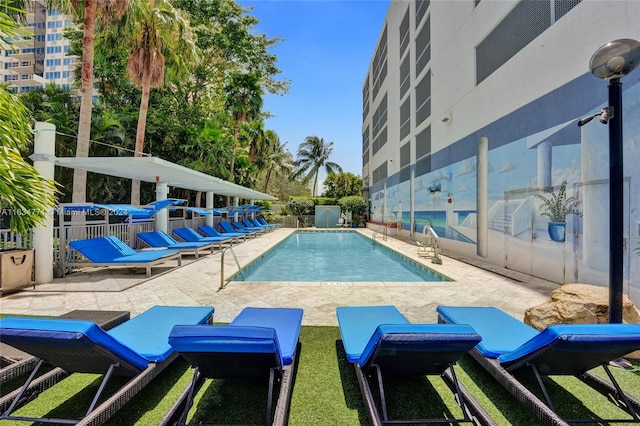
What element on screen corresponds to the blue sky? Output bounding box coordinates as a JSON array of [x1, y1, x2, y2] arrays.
[[237, 0, 390, 184]]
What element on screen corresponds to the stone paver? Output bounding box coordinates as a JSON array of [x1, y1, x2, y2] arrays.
[[0, 228, 560, 325]]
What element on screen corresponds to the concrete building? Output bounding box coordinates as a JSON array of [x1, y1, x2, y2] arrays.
[[362, 0, 640, 304], [1, 1, 77, 93]]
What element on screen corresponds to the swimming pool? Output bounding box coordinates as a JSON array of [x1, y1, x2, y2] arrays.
[[236, 231, 449, 282]]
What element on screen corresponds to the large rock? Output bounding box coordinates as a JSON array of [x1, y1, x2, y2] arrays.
[[525, 283, 640, 329]]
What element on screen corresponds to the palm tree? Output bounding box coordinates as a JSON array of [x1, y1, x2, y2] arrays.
[[292, 136, 342, 196], [0, 7, 58, 234], [262, 133, 292, 193], [224, 72, 263, 184], [113, 0, 198, 205], [64, 0, 129, 205]]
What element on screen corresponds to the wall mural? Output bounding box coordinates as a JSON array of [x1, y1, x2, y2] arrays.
[[370, 77, 640, 305]]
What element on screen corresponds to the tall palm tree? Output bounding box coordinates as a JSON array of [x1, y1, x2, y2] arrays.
[[224, 72, 263, 184], [114, 0, 198, 205], [262, 133, 292, 193], [66, 0, 129, 205], [292, 136, 342, 197]]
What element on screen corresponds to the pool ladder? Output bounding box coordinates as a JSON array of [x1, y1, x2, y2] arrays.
[[220, 245, 244, 289], [372, 222, 393, 242]]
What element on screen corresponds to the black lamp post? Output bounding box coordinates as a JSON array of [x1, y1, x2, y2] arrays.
[[580, 39, 640, 323]]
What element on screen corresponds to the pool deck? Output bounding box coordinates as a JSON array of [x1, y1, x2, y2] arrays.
[[0, 228, 561, 325]]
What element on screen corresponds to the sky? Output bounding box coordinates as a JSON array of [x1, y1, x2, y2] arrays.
[[236, 0, 390, 185]]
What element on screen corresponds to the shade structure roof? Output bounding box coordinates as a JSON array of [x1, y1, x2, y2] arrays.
[[54, 156, 277, 200]]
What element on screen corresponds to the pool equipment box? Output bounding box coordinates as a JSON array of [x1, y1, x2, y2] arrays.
[[0, 249, 34, 295]]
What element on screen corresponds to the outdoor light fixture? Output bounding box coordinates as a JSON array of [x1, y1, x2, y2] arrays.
[[577, 107, 614, 127], [583, 38, 640, 323]]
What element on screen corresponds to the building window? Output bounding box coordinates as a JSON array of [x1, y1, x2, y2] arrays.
[[476, 0, 581, 84], [47, 33, 62, 42], [363, 126, 370, 166], [363, 74, 370, 120], [373, 127, 388, 156], [415, 71, 431, 126], [372, 162, 388, 185], [372, 25, 387, 101], [399, 8, 410, 58], [400, 96, 411, 141], [372, 93, 388, 142], [46, 46, 62, 54], [415, 16, 430, 76], [400, 141, 411, 168], [400, 54, 410, 98], [415, 0, 430, 28], [46, 20, 63, 29], [415, 125, 431, 160]]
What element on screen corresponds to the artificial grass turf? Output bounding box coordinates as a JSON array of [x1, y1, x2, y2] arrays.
[[2, 326, 640, 425]]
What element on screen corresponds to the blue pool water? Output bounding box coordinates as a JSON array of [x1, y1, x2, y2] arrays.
[[238, 231, 448, 282]]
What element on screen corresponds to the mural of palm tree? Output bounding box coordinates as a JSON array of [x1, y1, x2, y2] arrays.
[[292, 136, 342, 197], [114, 0, 198, 205]]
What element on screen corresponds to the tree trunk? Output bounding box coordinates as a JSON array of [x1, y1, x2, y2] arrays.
[[72, 0, 97, 206], [130, 77, 151, 206], [263, 166, 273, 193], [227, 121, 239, 206]]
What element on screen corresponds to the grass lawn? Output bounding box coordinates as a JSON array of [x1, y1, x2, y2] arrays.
[[2, 326, 640, 425]]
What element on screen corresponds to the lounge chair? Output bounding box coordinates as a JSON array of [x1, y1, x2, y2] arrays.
[[0, 310, 130, 393], [242, 219, 271, 231], [336, 305, 494, 425], [437, 306, 640, 425], [68, 235, 181, 277], [172, 227, 234, 248], [137, 230, 215, 258], [231, 221, 265, 235], [162, 307, 303, 426], [198, 225, 246, 242], [0, 305, 214, 426], [255, 217, 280, 229], [218, 221, 258, 237]]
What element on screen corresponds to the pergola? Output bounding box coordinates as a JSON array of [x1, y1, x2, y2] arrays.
[[54, 156, 276, 201]]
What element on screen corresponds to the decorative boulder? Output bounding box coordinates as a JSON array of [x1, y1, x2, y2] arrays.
[[524, 283, 640, 329], [525, 283, 640, 359]]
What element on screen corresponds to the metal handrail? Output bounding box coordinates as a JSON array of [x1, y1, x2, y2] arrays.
[[220, 245, 243, 289], [372, 223, 390, 242]]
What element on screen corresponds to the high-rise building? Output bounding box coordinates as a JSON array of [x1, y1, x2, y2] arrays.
[[363, 0, 640, 304], [1, 1, 77, 93]]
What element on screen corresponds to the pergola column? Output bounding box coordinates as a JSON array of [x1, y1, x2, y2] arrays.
[[155, 182, 168, 233], [31, 122, 56, 284], [206, 191, 214, 226]]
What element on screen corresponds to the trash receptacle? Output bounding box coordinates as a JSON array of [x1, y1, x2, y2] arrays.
[[0, 248, 34, 295]]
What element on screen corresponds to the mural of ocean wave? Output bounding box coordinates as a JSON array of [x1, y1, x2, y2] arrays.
[[400, 211, 475, 243]]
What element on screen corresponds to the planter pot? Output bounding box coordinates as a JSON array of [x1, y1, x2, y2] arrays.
[[547, 221, 566, 242], [0, 248, 34, 295]]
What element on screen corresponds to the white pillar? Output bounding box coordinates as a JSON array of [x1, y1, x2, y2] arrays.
[[206, 192, 214, 227], [155, 182, 168, 233], [32, 122, 55, 284], [537, 141, 552, 188], [477, 137, 489, 258]]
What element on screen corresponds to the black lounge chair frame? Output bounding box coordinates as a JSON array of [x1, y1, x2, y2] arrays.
[[356, 341, 496, 426], [161, 344, 300, 426], [467, 347, 640, 425], [0, 345, 177, 426]]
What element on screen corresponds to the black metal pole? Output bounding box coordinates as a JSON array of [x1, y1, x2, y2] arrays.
[[608, 77, 624, 323]]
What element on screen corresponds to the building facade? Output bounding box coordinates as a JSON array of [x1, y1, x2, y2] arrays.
[[362, 0, 640, 304], [1, 1, 77, 93]]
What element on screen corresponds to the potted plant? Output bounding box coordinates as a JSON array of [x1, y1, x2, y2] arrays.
[[535, 180, 582, 242]]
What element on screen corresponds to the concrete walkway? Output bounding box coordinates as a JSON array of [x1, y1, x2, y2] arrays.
[[0, 228, 561, 326]]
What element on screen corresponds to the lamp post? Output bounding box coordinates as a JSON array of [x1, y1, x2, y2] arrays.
[[584, 39, 640, 323]]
